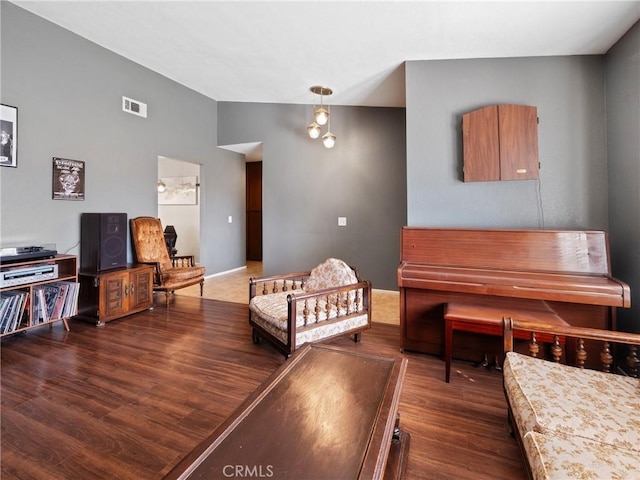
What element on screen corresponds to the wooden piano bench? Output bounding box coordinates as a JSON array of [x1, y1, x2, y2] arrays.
[[444, 301, 568, 382]]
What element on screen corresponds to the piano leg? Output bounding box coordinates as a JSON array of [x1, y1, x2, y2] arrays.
[[472, 353, 503, 371], [473, 353, 490, 369], [494, 355, 502, 371]]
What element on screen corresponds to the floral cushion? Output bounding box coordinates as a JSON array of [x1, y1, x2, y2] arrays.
[[249, 291, 363, 331], [504, 352, 640, 453], [303, 258, 358, 293], [523, 430, 640, 480], [250, 308, 368, 348]]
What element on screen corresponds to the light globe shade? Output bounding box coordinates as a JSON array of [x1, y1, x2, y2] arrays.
[[157, 179, 167, 193], [307, 122, 321, 139], [314, 107, 329, 126], [322, 131, 336, 149]]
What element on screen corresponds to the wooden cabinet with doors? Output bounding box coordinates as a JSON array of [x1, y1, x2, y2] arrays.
[[77, 264, 153, 326], [463, 104, 539, 182]]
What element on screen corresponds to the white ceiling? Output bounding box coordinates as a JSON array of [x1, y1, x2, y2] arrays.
[[12, 1, 640, 108]]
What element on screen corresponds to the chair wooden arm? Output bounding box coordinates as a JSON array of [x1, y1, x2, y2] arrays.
[[171, 255, 195, 268]]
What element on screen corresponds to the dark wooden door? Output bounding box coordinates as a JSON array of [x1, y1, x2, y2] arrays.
[[246, 162, 262, 261]]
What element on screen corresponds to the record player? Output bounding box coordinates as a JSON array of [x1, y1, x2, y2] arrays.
[[0, 244, 58, 264]]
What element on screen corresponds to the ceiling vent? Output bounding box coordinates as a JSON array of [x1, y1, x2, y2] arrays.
[[122, 96, 147, 118]]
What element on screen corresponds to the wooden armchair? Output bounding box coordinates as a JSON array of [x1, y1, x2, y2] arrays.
[[130, 216, 205, 305], [249, 258, 372, 357]]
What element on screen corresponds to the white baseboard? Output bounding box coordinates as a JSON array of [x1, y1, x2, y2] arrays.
[[372, 288, 399, 295], [204, 265, 247, 280]]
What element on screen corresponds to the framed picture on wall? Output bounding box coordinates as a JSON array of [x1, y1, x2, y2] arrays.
[[0, 104, 18, 168], [52, 157, 85, 200], [158, 176, 198, 205]]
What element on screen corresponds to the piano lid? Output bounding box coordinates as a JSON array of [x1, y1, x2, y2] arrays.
[[398, 262, 630, 308]]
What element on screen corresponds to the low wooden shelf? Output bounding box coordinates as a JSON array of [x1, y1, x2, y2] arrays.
[[0, 254, 78, 338], [77, 264, 153, 326]]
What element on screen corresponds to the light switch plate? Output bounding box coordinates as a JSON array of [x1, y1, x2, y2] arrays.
[[338, 217, 347, 227]]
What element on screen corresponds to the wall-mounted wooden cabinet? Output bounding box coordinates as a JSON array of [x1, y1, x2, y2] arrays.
[[463, 104, 539, 182]]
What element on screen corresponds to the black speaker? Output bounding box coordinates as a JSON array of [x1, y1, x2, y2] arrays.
[[81, 213, 127, 272]]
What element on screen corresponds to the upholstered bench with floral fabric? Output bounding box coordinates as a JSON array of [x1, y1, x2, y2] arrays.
[[249, 258, 371, 357], [503, 348, 640, 479], [502, 318, 640, 479]]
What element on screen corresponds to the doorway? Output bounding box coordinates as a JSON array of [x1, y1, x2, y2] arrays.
[[157, 156, 201, 262], [218, 141, 264, 264], [246, 161, 262, 261]]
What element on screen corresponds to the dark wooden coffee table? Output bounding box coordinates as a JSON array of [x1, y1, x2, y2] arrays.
[[164, 343, 409, 480]]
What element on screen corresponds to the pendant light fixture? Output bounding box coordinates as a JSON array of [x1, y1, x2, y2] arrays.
[[307, 121, 321, 139], [322, 105, 336, 148], [307, 85, 336, 148]]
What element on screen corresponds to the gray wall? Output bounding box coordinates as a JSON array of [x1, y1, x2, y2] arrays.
[[0, 3, 246, 275], [406, 56, 608, 230], [606, 21, 640, 332], [406, 53, 638, 329], [218, 102, 407, 290]]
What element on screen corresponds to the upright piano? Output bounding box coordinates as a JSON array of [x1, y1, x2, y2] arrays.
[[397, 227, 630, 361]]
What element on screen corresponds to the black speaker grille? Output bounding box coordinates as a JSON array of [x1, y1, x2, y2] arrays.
[[103, 236, 125, 259], [81, 213, 127, 271]]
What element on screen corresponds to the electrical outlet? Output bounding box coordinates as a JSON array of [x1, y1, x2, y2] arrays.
[[228, 216, 233, 223]]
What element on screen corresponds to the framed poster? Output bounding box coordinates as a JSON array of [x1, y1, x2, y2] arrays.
[[158, 176, 198, 205], [53, 157, 85, 201], [0, 104, 18, 168]]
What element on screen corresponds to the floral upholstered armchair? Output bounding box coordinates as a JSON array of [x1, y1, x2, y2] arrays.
[[249, 258, 372, 357]]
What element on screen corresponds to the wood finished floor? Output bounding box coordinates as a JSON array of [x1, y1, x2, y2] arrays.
[[1, 267, 527, 480]]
